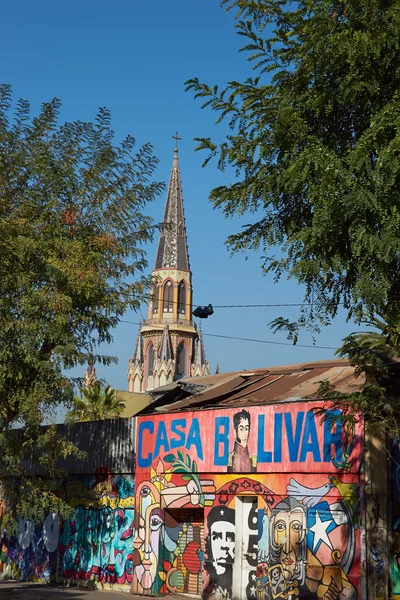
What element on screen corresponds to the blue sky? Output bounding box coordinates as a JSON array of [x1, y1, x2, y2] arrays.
[[2, 0, 361, 390]]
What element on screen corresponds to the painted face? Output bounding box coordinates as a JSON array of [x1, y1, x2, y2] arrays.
[[271, 567, 280, 583], [236, 418, 250, 447], [210, 521, 235, 575], [133, 483, 163, 591], [273, 508, 304, 580]]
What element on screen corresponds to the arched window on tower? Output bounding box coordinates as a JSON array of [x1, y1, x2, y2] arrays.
[[178, 281, 186, 315], [153, 284, 161, 314], [176, 343, 187, 379], [163, 280, 173, 313], [147, 343, 155, 376]]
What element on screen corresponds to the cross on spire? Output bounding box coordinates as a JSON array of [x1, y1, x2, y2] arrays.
[[172, 132, 181, 150]]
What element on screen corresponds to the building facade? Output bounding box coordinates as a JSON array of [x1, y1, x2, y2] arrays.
[[134, 401, 364, 600], [128, 144, 209, 392], [1, 360, 399, 599]]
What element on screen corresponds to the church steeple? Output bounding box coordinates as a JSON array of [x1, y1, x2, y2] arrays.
[[128, 137, 210, 392], [159, 324, 173, 362], [191, 323, 210, 377], [127, 321, 145, 392], [154, 141, 190, 272], [132, 320, 144, 363]]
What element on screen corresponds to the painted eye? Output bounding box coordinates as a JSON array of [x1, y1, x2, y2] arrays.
[[141, 486, 151, 498], [275, 521, 286, 532], [291, 521, 302, 532], [150, 515, 163, 531]]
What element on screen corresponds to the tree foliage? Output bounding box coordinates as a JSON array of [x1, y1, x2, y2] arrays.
[[0, 85, 164, 513], [66, 382, 125, 422], [186, 0, 400, 337]]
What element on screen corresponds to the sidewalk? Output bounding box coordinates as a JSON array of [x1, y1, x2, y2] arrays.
[[0, 581, 179, 600]]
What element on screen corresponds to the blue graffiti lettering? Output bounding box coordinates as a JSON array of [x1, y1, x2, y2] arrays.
[[257, 414, 272, 463], [300, 412, 321, 462], [137, 421, 154, 468], [170, 419, 187, 449], [214, 416, 229, 465], [185, 418, 203, 460], [285, 412, 304, 462]]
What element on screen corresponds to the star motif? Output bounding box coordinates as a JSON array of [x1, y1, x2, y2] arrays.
[[309, 509, 333, 552], [218, 491, 229, 505], [250, 585, 256, 596], [228, 482, 239, 494], [251, 573, 256, 581], [241, 480, 251, 490], [220, 509, 225, 516], [264, 494, 274, 506]]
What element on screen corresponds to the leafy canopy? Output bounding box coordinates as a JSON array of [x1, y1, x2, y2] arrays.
[[66, 382, 125, 423], [186, 0, 400, 338], [0, 85, 164, 512]]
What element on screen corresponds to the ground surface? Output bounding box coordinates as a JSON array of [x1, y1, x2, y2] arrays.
[[0, 582, 175, 600]]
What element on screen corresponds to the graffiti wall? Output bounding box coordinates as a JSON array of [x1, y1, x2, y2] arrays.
[[0, 511, 60, 582], [135, 402, 364, 599], [392, 443, 400, 598], [0, 469, 135, 591], [59, 469, 134, 591]]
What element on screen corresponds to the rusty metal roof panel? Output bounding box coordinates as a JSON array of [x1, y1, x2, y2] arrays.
[[218, 365, 360, 407], [144, 360, 364, 414]]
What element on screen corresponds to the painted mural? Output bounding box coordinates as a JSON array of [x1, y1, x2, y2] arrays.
[[135, 402, 364, 599], [59, 468, 134, 591], [392, 442, 400, 598], [0, 511, 59, 582], [0, 469, 135, 589]]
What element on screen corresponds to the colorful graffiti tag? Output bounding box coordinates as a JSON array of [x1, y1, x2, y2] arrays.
[[59, 469, 134, 591], [0, 512, 59, 582], [135, 402, 363, 599], [392, 442, 400, 598]]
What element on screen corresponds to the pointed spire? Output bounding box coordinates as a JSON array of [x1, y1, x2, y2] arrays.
[[132, 321, 144, 364], [215, 363, 220, 375], [83, 354, 97, 389], [194, 323, 207, 367], [154, 140, 190, 271], [159, 324, 173, 362]]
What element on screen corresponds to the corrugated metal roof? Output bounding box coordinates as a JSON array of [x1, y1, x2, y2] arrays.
[[140, 359, 364, 415], [56, 417, 136, 475]]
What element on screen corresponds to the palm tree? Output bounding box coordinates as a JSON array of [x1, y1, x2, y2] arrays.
[[66, 382, 125, 422], [337, 314, 400, 379]]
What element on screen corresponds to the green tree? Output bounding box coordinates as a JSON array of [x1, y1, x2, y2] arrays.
[[321, 315, 400, 442], [338, 315, 400, 376], [0, 85, 164, 520], [186, 0, 400, 339], [66, 382, 125, 422]]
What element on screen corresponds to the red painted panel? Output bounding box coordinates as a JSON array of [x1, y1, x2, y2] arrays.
[[136, 401, 363, 474]]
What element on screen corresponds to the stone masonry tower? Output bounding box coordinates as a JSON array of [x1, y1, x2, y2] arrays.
[[128, 139, 210, 391]]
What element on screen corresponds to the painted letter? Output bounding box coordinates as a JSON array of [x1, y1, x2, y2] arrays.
[[154, 421, 170, 459], [170, 418, 187, 449], [138, 421, 154, 468], [300, 412, 321, 462], [214, 416, 229, 465], [285, 412, 304, 462], [323, 410, 343, 462], [186, 418, 203, 460], [258, 414, 272, 463], [274, 413, 282, 462]]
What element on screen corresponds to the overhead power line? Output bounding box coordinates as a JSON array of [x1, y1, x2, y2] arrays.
[[213, 303, 316, 308], [119, 319, 336, 350], [140, 294, 321, 310], [203, 332, 336, 350]]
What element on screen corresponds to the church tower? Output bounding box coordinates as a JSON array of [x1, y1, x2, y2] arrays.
[[128, 139, 210, 392]]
